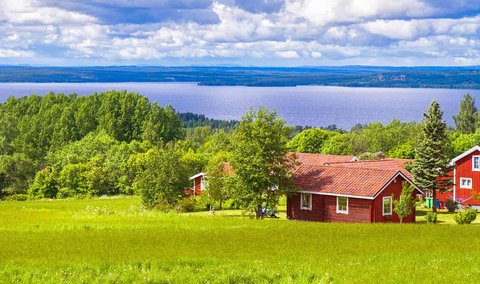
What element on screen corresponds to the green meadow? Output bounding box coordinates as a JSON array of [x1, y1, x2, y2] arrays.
[[1, 198, 480, 283]]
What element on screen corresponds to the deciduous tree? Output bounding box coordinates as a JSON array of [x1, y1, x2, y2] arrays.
[[231, 108, 296, 219], [393, 182, 417, 223], [453, 93, 477, 134]]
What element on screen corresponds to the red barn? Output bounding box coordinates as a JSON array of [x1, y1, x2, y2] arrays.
[[437, 145, 480, 208], [288, 163, 421, 223]]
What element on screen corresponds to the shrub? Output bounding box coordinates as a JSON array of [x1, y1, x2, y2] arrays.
[[425, 212, 437, 224], [445, 199, 458, 212], [179, 198, 196, 212], [4, 194, 29, 201], [453, 208, 477, 224]]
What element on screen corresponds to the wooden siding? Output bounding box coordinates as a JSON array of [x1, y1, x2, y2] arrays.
[[193, 176, 202, 196], [287, 193, 324, 221], [372, 175, 416, 223], [323, 196, 371, 223]]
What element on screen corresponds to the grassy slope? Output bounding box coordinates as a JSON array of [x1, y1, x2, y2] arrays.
[[1, 198, 480, 283]]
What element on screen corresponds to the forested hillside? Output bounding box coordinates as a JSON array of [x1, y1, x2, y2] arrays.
[[1, 92, 479, 206], [1, 66, 479, 88]]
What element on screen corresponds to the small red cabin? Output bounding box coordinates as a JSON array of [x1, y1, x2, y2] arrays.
[[188, 172, 206, 196], [287, 163, 421, 223], [437, 145, 480, 208]]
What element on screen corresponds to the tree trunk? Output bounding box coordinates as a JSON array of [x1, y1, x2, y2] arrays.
[[256, 205, 263, 219], [219, 199, 223, 211], [432, 189, 437, 212]]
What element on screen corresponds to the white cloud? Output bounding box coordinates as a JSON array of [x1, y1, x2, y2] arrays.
[[0, 48, 34, 58], [0, 0, 478, 65], [276, 50, 299, 58]]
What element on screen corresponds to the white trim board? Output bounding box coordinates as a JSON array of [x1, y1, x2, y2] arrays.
[[450, 145, 480, 165], [189, 172, 206, 180]]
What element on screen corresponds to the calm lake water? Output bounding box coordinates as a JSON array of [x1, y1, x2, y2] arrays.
[[0, 82, 478, 129]]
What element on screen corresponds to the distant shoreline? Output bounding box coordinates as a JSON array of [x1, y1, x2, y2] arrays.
[[0, 81, 477, 91], [1, 66, 479, 89]]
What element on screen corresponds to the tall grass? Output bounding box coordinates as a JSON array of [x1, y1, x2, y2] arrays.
[[1, 198, 480, 283]]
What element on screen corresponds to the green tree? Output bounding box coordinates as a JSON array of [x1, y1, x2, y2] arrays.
[[288, 128, 339, 153], [412, 101, 451, 212], [0, 153, 36, 197], [130, 144, 188, 209], [453, 93, 477, 134], [449, 131, 480, 158], [393, 182, 417, 223], [205, 151, 232, 210], [231, 108, 296, 219], [28, 166, 57, 199]]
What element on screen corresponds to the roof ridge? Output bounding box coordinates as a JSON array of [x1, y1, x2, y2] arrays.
[[299, 163, 400, 173]]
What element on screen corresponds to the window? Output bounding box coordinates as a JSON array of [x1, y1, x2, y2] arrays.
[[473, 156, 480, 171], [383, 196, 392, 216], [336, 196, 348, 214], [300, 193, 312, 210], [200, 178, 206, 190], [460, 178, 472, 189]]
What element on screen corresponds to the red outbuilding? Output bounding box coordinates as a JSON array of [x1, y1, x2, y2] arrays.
[[437, 145, 480, 208]]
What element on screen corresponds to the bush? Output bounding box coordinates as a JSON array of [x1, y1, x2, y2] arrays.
[[453, 208, 477, 224], [4, 194, 29, 201], [194, 194, 212, 211], [445, 199, 458, 212], [179, 198, 196, 212], [425, 212, 437, 224]]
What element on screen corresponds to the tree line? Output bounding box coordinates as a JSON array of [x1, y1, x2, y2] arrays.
[[0, 91, 478, 216]]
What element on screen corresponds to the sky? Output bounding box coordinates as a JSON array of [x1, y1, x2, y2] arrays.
[[0, 0, 479, 66]]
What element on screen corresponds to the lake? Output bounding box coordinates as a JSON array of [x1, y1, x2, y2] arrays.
[[0, 82, 478, 129]]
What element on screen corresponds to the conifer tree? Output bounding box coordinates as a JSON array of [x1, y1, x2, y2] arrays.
[[453, 93, 477, 134], [412, 101, 450, 212]]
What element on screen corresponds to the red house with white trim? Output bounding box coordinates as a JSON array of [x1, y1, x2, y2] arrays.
[[437, 145, 480, 208], [288, 162, 421, 223]]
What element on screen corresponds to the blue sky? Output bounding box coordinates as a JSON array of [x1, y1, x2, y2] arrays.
[[1, 0, 479, 66]]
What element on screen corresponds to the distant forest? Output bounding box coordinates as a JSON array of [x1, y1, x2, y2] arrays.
[[1, 65, 480, 88]]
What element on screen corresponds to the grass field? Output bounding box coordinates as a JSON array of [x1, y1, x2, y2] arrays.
[[1, 197, 480, 283]]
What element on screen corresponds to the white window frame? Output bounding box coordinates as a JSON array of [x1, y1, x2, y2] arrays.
[[300, 193, 312, 210], [336, 196, 348, 214], [383, 196, 393, 216], [460, 177, 472, 189], [473, 156, 480, 171]]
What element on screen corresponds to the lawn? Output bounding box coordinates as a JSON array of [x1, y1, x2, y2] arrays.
[[1, 198, 480, 283]]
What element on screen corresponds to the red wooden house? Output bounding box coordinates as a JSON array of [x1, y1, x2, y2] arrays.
[[287, 162, 421, 223], [437, 145, 480, 208]]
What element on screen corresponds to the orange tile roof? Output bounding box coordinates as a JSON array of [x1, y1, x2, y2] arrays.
[[327, 159, 413, 180], [293, 164, 401, 198], [294, 153, 357, 166]]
